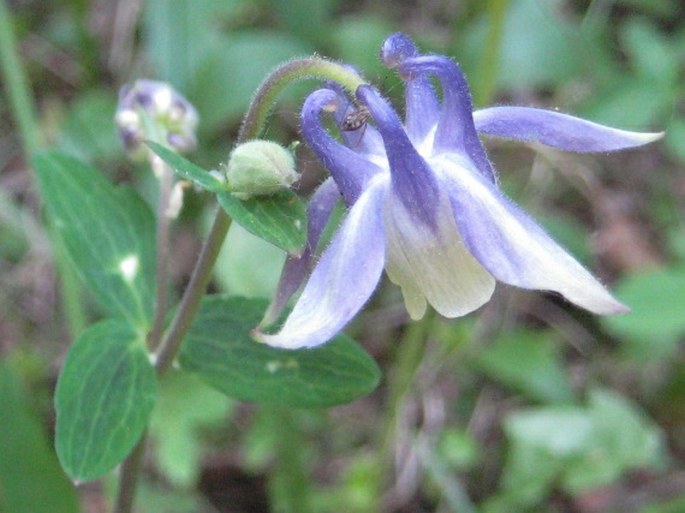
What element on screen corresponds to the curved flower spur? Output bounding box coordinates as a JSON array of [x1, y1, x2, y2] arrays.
[[257, 33, 663, 349]]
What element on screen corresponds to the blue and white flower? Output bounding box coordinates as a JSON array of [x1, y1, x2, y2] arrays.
[[258, 33, 662, 349]]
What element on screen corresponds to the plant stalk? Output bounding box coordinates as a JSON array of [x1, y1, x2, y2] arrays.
[[0, 0, 41, 156], [473, 0, 509, 106], [147, 156, 175, 351], [375, 312, 433, 509]]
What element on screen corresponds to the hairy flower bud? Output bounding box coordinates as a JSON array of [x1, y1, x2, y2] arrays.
[[115, 80, 198, 161], [225, 140, 299, 199]]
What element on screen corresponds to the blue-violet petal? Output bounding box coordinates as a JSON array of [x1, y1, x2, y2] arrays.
[[400, 55, 496, 184], [473, 106, 664, 152], [357, 85, 440, 229]]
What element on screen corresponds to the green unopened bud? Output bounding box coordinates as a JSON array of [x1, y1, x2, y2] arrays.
[[226, 140, 299, 199]]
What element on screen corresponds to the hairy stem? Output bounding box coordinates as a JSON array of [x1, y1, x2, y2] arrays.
[[239, 57, 366, 142]]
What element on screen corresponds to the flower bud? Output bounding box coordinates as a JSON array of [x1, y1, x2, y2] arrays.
[[225, 140, 299, 199], [115, 80, 198, 161]]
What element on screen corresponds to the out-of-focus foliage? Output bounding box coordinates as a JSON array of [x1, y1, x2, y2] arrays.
[[0, 362, 79, 513], [2, 0, 684, 512]]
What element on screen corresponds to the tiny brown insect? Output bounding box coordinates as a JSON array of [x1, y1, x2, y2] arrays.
[[341, 105, 370, 132]]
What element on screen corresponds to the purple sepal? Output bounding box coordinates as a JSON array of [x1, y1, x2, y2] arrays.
[[399, 56, 496, 184], [357, 85, 440, 229], [261, 178, 341, 326], [301, 89, 384, 204], [257, 177, 387, 349], [380, 33, 440, 142], [473, 106, 664, 152]]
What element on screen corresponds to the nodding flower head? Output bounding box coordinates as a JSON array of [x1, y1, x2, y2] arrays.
[[257, 33, 663, 350], [115, 79, 198, 160]]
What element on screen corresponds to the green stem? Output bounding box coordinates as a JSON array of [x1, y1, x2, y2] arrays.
[[268, 408, 311, 513], [0, 0, 41, 156], [375, 311, 434, 507], [473, 0, 509, 106], [147, 157, 174, 351], [153, 207, 231, 374], [112, 433, 147, 513], [238, 58, 366, 142]]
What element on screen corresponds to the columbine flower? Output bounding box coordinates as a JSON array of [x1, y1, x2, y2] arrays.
[[258, 33, 662, 349]]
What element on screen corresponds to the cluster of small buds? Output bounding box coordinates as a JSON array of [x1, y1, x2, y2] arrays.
[[115, 79, 198, 161]]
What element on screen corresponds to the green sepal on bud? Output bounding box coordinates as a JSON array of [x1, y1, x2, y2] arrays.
[[225, 140, 299, 199]]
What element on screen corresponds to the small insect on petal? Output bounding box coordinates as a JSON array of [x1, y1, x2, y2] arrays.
[[341, 105, 371, 132]]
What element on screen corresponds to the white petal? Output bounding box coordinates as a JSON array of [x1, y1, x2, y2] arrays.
[[383, 188, 495, 319]]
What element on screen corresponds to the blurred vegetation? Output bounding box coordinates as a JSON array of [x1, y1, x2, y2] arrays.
[[1, 0, 684, 512]]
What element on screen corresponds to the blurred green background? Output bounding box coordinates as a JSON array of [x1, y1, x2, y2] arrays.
[[1, 0, 684, 512]]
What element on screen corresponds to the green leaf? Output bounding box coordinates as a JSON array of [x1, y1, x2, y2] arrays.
[[55, 321, 157, 481], [217, 190, 307, 255], [583, 78, 674, 128], [146, 141, 227, 193], [476, 330, 572, 404], [561, 389, 664, 493], [664, 116, 685, 165], [34, 151, 156, 328], [214, 222, 286, 298], [179, 296, 381, 408], [0, 362, 79, 513], [620, 18, 679, 83], [602, 265, 685, 360], [150, 371, 233, 487], [495, 389, 664, 508]]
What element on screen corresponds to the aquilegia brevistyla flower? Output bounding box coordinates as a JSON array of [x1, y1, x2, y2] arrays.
[[259, 33, 662, 349]]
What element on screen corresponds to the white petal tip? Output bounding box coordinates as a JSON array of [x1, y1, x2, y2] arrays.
[[630, 131, 665, 144], [252, 329, 288, 349], [604, 302, 630, 315], [251, 328, 268, 344], [578, 297, 630, 316], [253, 327, 318, 350]]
